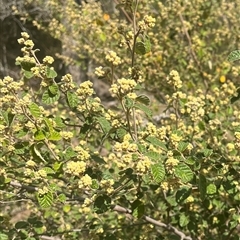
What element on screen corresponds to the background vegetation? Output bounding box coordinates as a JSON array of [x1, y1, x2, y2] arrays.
[[1, 0, 240, 239]]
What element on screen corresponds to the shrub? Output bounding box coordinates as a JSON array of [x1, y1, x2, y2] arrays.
[[1, 0, 240, 239]]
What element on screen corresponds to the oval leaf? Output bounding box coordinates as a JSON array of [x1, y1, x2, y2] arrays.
[[151, 163, 165, 183], [29, 102, 41, 118], [228, 50, 240, 62], [175, 163, 193, 183]]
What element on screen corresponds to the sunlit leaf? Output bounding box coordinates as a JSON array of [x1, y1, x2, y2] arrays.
[[37, 191, 53, 208], [151, 163, 165, 183], [67, 92, 79, 108], [228, 50, 240, 62], [46, 67, 57, 78], [175, 163, 193, 183], [29, 102, 41, 118]]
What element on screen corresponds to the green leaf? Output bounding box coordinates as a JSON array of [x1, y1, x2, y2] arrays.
[[43, 117, 54, 132], [145, 151, 161, 161], [97, 117, 111, 134], [16, 127, 29, 138], [135, 103, 152, 118], [32, 144, 46, 162], [49, 83, 59, 95], [91, 179, 99, 189], [91, 154, 106, 164], [228, 50, 240, 62], [124, 96, 134, 109], [13, 142, 28, 155], [151, 163, 165, 183], [46, 67, 57, 78], [37, 191, 53, 208], [15, 221, 29, 229], [137, 204, 145, 219], [34, 130, 46, 141], [42, 89, 60, 104], [42, 167, 55, 175], [146, 136, 168, 151], [29, 102, 41, 118], [67, 92, 79, 108], [24, 70, 34, 79], [135, 95, 150, 105], [135, 42, 146, 55], [177, 141, 189, 152], [144, 36, 151, 53], [176, 187, 192, 204], [179, 214, 189, 227], [63, 147, 77, 160], [94, 194, 111, 214], [48, 130, 61, 141], [2, 111, 15, 126], [21, 61, 36, 71], [54, 116, 65, 128], [202, 148, 213, 157], [116, 128, 127, 141], [0, 233, 8, 240], [207, 183, 217, 195], [58, 193, 67, 203], [231, 88, 240, 104], [199, 174, 207, 200], [174, 163, 193, 183], [52, 162, 63, 172]]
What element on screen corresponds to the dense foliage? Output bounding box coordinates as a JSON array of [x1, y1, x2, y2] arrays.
[[1, 0, 240, 239]]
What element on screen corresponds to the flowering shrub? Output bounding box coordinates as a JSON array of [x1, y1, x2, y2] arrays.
[[1, 0, 240, 239]]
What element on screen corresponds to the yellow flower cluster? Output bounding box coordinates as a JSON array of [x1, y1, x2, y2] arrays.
[[77, 97, 103, 113], [65, 161, 86, 176], [78, 174, 92, 188], [38, 186, 49, 195], [60, 131, 74, 140], [167, 70, 182, 89], [43, 56, 54, 65], [94, 66, 105, 77], [136, 156, 152, 173], [170, 133, 183, 146], [74, 146, 90, 161], [76, 80, 94, 100], [139, 15, 156, 30], [109, 78, 137, 97], [100, 179, 114, 194], [35, 169, 47, 179], [181, 95, 205, 122], [60, 74, 76, 92], [105, 51, 122, 66], [0, 76, 24, 94], [17, 32, 34, 53], [165, 157, 179, 174], [234, 132, 240, 149]]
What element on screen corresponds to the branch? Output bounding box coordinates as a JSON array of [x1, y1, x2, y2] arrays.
[[8, 181, 192, 240], [113, 205, 192, 240]]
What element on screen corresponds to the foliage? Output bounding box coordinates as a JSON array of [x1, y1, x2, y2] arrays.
[[1, 0, 240, 239]]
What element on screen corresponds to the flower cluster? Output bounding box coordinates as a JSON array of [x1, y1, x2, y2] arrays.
[[109, 78, 137, 97], [60, 74, 76, 92], [105, 51, 122, 66], [94, 66, 105, 77], [0, 76, 24, 94], [17, 32, 34, 53], [74, 145, 90, 161], [78, 174, 92, 189], [76, 80, 94, 100], [167, 70, 182, 89], [138, 15, 156, 30], [65, 161, 86, 176]]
